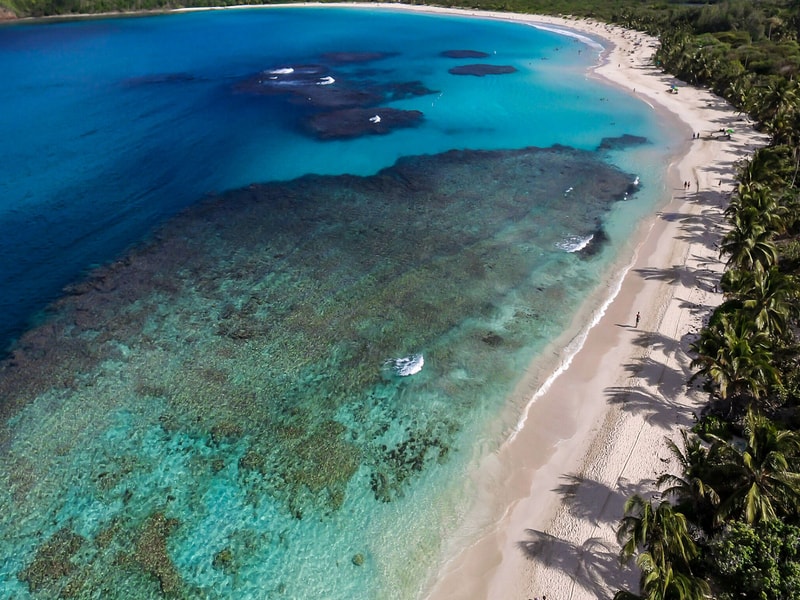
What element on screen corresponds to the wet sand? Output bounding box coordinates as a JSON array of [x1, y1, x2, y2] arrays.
[[385, 8, 769, 600]]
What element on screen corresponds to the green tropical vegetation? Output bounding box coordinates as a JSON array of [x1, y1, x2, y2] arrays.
[[606, 2, 800, 596], [3, 0, 800, 597], [597, 2, 800, 596]]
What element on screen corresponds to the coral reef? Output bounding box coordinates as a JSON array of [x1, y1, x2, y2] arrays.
[[133, 512, 182, 594], [0, 144, 639, 596], [441, 49, 490, 58], [306, 107, 424, 140], [212, 547, 235, 574], [448, 64, 517, 76], [18, 528, 85, 593]]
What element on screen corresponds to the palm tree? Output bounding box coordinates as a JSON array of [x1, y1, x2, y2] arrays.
[[731, 69, 758, 113], [617, 495, 709, 600], [709, 409, 800, 525], [748, 77, 799, 131], [637, 553, 710, 600], [720, 266, 797, 341], [738, 145, 797, 189], [750, 77, 800, 142], [618, 496, 697, 573], [719, 210, 778, 272], [690, 313, 780, 402], [657, 430, 720, 529], [614, 592, 644, 600], [655, 29, 691, 73], [740, 268, 796, 338], [738, 148, 784, 187], [724, 183, 788, 236]]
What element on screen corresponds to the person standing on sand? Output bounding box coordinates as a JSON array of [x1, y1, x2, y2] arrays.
[[635, 311, 640, 327]]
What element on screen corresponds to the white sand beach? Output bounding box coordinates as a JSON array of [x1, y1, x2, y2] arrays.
[[56, 4, 774, 597], [371, 8, 769, 600], [4, 4, 771, 598]]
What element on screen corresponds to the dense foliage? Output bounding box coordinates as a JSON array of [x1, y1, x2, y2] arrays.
[[0, 0, 715, 20], [710, 520, 800, 599], [601, 3, 800, 598], [4, 0, 800, 597]]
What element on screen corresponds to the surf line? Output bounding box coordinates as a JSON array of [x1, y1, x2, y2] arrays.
[[504, 217, 655, 448]]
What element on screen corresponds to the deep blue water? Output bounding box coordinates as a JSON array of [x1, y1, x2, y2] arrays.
[[0, 8, 684, 599], [1, 7, 658, 352]]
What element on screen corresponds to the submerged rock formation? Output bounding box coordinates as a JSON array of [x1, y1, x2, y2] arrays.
[[448, 64, 517, 76], [236, 52, 436, 140], [306, 107, 424, 139], [1, 144, 639, 596], [441, 50, 490, 58]]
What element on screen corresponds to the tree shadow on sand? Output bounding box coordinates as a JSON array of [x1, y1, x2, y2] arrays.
[[634, 265, 718, 291], [606, 385, 696, 430], [630, 330, 684, 361], [676, 296, 716, 325], [632, 327, 706, 370], [622, 354, 689, 400], [518, 530, 636, 599], [657, 210, 725, 252], [552, 474, 650, 526]]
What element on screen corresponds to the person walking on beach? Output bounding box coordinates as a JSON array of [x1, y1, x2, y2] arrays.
[[635, 311, 640, 328]]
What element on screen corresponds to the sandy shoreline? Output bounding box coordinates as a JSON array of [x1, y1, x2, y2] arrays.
[[388, 8, 769, 600], [100, 4, 770, 597], [4, 4, 769, 598]]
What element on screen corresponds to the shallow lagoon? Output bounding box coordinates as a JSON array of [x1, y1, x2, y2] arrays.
[[0, 8, 681, 598]]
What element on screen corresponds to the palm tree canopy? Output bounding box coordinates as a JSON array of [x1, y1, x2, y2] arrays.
[[721, 266, 797, 341], [709, 409, 800, 525], [618, 495, 699, 571], [690, 313, 780, 400], [657, 431, 721, 528]]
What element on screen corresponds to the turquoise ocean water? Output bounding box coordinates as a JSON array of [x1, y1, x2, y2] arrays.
[[0, 7, 684, 598]]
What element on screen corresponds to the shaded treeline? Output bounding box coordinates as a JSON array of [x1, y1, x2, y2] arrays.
[[586, 3, 800, 600]]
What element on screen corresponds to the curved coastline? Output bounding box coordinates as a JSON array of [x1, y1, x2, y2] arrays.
[[0, 4, 770, 598], [247, 6, 769, 598], [382, 8, 769, 600]]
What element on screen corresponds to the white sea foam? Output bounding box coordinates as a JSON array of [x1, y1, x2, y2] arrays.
[[317, 76, 335, 85], [507, 219, 654, 446], [529, 23, 605, 52], [556, 234, 593, 253], [269, 67, 295, 75], [385, 354, 424, 376]]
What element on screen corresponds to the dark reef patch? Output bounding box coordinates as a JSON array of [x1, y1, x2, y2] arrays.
[[236, 56, 437, 139], [321, 51, 394, 64], [306, 107, 424, 140], [378, 80, 437, 102], [18, 528, 85, 594], [448, 64, 517, 76], [597, 133, 649, 152], [133, 513, 183, 594], [122, 72, 198, 87], [441, 49, 490, 58]]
